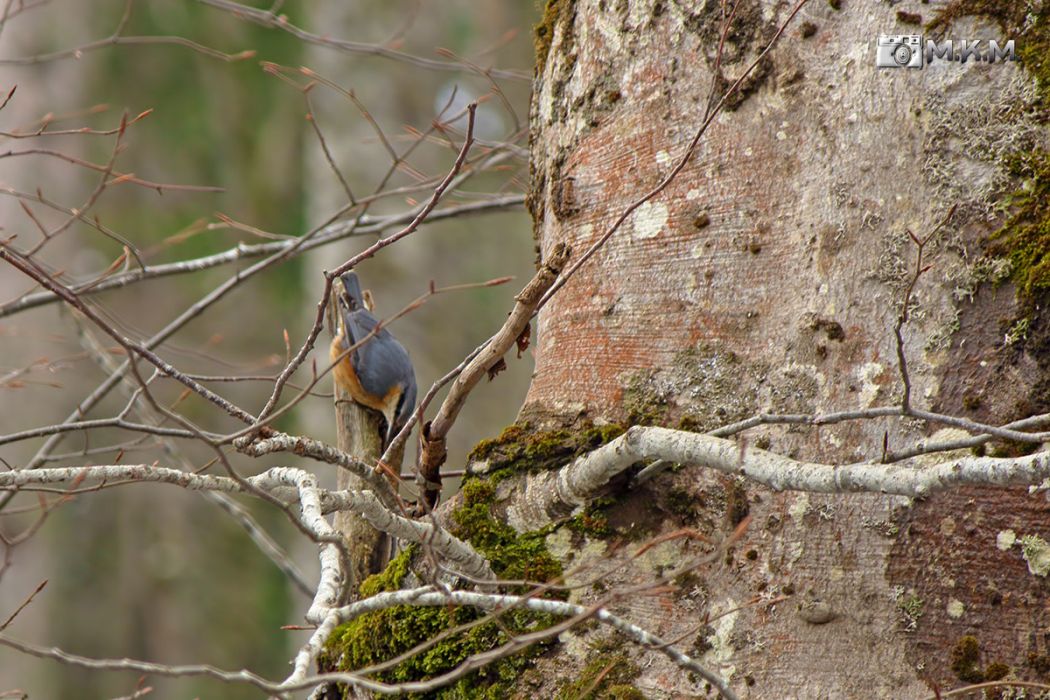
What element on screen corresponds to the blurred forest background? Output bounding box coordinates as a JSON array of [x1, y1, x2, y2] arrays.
[[0, 1, 539, 697]]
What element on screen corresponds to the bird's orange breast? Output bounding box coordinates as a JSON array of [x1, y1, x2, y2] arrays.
[[330, 332, 400, 414]]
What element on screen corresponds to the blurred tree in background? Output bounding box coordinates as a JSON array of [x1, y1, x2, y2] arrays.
[[0, 2, 537, 697]]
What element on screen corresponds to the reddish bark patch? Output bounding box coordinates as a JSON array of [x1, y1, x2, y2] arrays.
[[887, 486, 1050, 688], [527, 110, 799, 418], [933, 283, 1036, 426]]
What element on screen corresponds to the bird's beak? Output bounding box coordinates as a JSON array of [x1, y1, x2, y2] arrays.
[[335, 280, 352, 313], [383, 407, 398, 448]]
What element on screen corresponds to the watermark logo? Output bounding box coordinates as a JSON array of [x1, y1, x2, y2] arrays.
[[876, 35, 1018, 68]]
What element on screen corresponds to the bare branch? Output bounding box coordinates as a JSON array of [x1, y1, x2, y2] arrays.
[[323, 491, 493, 581], [0, 195, 523, 319], [0, 0, 255, 67], [417, 242, 571, 505], [1, 583, 731, 698], [506, 426, 1050, 531], [200, 492, 314, 599], [198, 0, 529, 81], [884, 411, 1050, 462], [6, 454, 487, 586], [0, 465, 487, 612], [0, 147, 223, 193], [252, 103, 480, 429], [0, 416, 209, 447], [0, 245, 257, 425], [925, 680, 1050, 699], [0, 579, 46, 631], [0, 633, 286, 694], [709, 406, 1050, 448], [233, 431, 395, 505]]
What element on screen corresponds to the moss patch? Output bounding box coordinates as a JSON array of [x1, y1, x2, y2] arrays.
[[929, 3, 1050, 305], [534, 0, 576, 73], [622, 376, 672, 427], [986, 148, 1050, 300], [665, 486, 703, 520], [566, 496, 615, 538], [724, 477, 750, 528], [984, 661, 1010, 681], [948, 634, 1010, 684], [555, 651, 642, 699], [1028, 652, 1050, 674], [951, 635, 985, 682], [1018, 6, 1050, 100], [319, 478, 566, 698], [359, 545, 415, 599], [451, 478, 563, 586], [320, 543, 553, 698], [469, 421, 626, 477], [321, 602, 554, 699], [925, 0, 1030, 36]]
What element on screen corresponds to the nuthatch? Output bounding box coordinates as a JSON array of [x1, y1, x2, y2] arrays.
[[330, 272, 417, 448]]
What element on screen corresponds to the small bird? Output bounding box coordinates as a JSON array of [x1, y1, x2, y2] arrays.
[[330, 272, 417, 448]]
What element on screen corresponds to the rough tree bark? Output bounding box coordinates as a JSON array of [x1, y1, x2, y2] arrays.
[[333, 370, 393, 591], [507, 0, 1050, 697]]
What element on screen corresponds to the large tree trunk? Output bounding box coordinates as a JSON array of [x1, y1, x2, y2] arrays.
[[517, 0, 1049, 697]]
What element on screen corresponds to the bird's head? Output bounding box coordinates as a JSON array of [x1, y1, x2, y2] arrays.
[[336, 272, 364, 314]]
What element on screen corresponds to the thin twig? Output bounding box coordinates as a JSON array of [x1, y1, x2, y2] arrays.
[[0, 579, 46, 631], [417, 243, 571, 505], [253, 103, 479, 428], [198, 0, 528, 81], [534, 0, 811, 312], [0, 195, 521, 319]]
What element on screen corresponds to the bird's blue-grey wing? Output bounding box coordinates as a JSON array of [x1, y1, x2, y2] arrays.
[[345, 309, 413, 400]]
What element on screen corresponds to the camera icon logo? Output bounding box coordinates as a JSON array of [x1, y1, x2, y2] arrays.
[[876, 35, 924, 68]]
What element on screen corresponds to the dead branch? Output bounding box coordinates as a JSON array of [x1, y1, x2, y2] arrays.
[[417, 242, 571, 506]]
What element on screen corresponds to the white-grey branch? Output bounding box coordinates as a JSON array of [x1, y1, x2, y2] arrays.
[[0, 464, 491, 590], [287, 586, 737, 700], [507, 426, 1050, 530], [0, 195, 525, 319], [323, 490, 494, 581]]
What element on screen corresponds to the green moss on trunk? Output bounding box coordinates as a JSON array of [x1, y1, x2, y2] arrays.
[[534, 0, 576, 73], [554, 651, 643, 699], [452, 477, 563, 585], [469, 421, 625, 477], [928, 3, 1050, 304], [987, 149, 1050, 299], [319, 476, 566, 699]]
